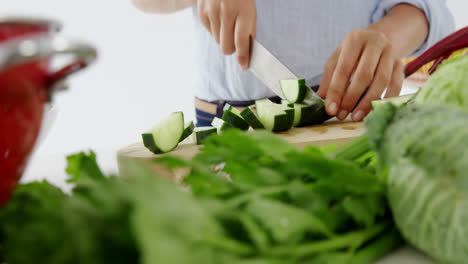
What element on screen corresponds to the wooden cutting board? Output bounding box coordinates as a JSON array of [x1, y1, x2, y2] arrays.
[[117, 118, 365, 179], [116, 119, 437, 263]]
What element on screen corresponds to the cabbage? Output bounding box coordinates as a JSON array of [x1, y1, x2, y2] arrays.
[[366, 104, 468, 264], [414, 55, 468, 108]]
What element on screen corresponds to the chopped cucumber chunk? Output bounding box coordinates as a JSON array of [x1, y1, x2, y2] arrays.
[[223, 104, 242, 116], [280, 79, 307, 103], [212, 117, 235, 131], [300, 97, 331, 126], [189, 127, 217, 145], [180, 121, 195, 142], [142, 112, 184, 154], [255, 99, 293, 132], [222, 110, 250, 130], [240, 107, 264, 129]]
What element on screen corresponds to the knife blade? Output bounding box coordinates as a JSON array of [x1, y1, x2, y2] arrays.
[[249, 40, 322, 100]]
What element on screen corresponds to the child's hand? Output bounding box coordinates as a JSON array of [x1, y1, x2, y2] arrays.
[[197, 0, 256, 70], [317, 29, 405, 122]]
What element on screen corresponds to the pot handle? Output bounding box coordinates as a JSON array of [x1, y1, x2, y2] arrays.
[[0, 35, 97, 87], [45, 38, 97, 88]]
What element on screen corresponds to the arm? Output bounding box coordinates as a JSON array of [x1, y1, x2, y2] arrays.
[[132, 0, 196, 13], [369, 4, 429, 57], [317, 4, 434, 122]]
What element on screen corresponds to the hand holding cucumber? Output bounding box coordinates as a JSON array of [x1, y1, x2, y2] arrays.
[[316, 4, 429, 122], [316, 29, 405, 122], [197, 0, 256, 70]]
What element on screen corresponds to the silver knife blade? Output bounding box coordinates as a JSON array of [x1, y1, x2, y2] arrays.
[[249, 40, 322, 100]]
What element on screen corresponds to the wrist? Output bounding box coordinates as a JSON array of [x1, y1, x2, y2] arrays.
[[368, 3, 429, 57]]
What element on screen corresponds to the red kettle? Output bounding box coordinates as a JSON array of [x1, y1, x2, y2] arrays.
[[0, 17, 97, 206]]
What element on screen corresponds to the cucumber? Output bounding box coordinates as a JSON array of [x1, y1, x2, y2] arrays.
[[280, 103, 295, 129], [240, 107, 264, 129], [212, 117, 235, 131], [223, 104, 242, 115], [290, 103, 322, 127], [371, 94, 415, 109], [189, 127, 217, 145], [281, 100, 294, 108], [142, 112, 184, 154], [179, 121, 195, 142], [222, 109, 250, 130], [255, 99, 292, 132], [280, 79, 307, 103], [301, 97, 331, 125]]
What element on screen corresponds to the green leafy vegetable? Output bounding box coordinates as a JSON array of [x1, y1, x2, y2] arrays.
[[414, 55, 468, 108], [0, 130, 399, 264], [365, 104, 468, 264], [158, 130, 397, 262]]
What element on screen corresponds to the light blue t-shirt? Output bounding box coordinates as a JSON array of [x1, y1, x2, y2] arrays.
[[192, 0, 454, 101]]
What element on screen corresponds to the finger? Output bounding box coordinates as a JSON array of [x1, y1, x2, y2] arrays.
[[220, 3, 237, 55], [208, 3, 221, 43], [325, 32, 366, 116], [317, 47, 341, 99], [337, 43, 383, 120], [234, 15, 253, 71], [352, 48, 394, 121], [251, 9, 257, 38], [384, 60, 404, 98], [198, 1, 211, 33]]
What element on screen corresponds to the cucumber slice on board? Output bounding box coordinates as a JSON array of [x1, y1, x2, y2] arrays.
[[189, 127, 218, 145], [212, 117, 235, 131], [222, 110, 250, 130], [142, 112, 184, 154], [281, 100, 294, 108], [280, 79, 307, 103], [255, 99, 292, 132], [280, 104, 295, 129], [240, 107, 264, 129], [223, 104, 242, 115], [300, 97, 332, 126], [179, 121, 195, 142], [371, 94, 415, 109]]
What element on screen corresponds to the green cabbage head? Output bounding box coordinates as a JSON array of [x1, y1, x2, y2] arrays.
[[414, 55, 468, 108], [366, 103, 468, 264]]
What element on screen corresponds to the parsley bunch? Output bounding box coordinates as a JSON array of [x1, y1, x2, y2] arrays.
[[0, 130, 401, 264]]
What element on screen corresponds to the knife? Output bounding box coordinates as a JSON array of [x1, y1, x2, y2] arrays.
[[249, 40, 323, 101]]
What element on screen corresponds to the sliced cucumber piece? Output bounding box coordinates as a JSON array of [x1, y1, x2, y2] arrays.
[[189, 127, 217, 145], [255, 99, 292, 132], [280, 79, 307, 103], [290, 103, 322, 127], [280, 103, 295, 129], [281, 99, 294, 108], [222, 109, 250, 130], [223, 103, 242, 116], [142, 112, 184, 154], [371, 94, 415, 109], [301, 97, 332, 125], [212, 117, 235, 131], [179, 121, 195, 142], [240, 107, 264, 129], [291, 104, 309, 127]]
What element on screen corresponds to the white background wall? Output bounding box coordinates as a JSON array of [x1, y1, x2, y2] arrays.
[[2, 0, 468, 184]]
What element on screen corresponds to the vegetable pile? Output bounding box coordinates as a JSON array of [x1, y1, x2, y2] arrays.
[[1, 51, 468, 264], [142, 79, 329, 154], [0, 131, 401, 264]]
